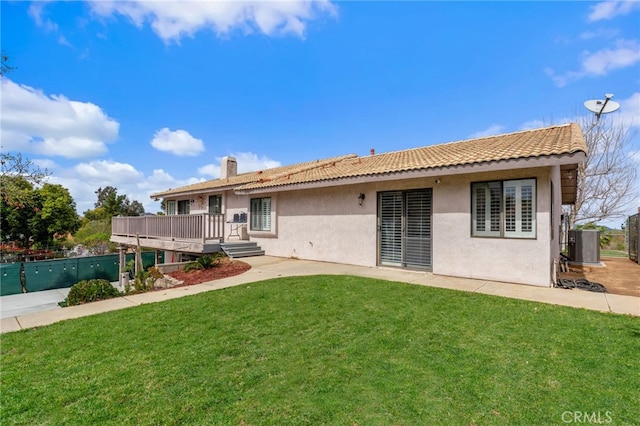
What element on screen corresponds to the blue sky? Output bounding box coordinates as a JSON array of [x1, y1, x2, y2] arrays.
[[2, 0, 639, 220]]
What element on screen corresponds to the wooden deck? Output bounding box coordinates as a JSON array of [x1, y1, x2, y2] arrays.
[[111, 214, 226, 253]]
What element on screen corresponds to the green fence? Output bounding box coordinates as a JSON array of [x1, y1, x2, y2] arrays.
[[0, 252, 163, 296]]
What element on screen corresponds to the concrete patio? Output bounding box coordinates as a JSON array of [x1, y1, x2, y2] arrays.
[[2, 256, 638, 334]]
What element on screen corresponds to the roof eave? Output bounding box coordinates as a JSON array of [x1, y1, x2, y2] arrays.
[[150, 183, 242, 200], [234, 151, 588, 195]]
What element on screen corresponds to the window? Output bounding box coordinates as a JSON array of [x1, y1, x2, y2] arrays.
[[177, 200, 190, 215], [208, 195, 222, 214], [250, 197, 271, 231], [166, 200, 176, 215], [471, 179, 536, 238]]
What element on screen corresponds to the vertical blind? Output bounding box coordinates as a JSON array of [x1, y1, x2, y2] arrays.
[[378, 189, 432, 269], [379, 192, 403, 265]]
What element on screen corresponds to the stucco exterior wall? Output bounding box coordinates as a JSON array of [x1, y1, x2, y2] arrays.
[[431, 168, 553, 286], [250, 187, 378, 266], [167, 191, 250, 240], [249, 166, 557, 287]]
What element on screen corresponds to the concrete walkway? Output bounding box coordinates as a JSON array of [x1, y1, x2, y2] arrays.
[[2, 256, 638, 334]]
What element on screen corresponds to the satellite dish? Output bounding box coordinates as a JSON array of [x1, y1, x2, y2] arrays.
[[583, 93, 620, 121]]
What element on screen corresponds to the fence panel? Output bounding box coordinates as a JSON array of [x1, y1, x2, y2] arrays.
[[0, 252, 164, 296], [75, 255, 120, 285], [0, 264, 24, 296]]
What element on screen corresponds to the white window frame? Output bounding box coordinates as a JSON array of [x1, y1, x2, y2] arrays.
[[250, 197, 271, 232], [471, 178, 536, 239], [471, 181, 502, 237]]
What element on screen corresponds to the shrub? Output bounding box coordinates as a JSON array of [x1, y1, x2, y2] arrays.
[[126, 266, 163, 294], [183, 261, 204, 272], [147, 266, 163, 280], [183, 253, 226, 272], [60, 279, 122, 307]]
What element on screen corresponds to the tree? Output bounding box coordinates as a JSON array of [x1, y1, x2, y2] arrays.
[[0, 176, 39, 247], [1, 50, 15, 76], [1, 152, 50, 207], [575, 222, 613, 249], [125, 200, 145, 216], [89, 186, 144, 218], [78, 187, 144, 254], [74, 219, 115, 255], [567, 116, 638, 228], [35, 183, 81, 244], [0, 178, 79, 248]]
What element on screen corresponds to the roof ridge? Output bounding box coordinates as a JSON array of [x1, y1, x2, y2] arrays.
[[367, 123, 575, 158], [153, 123, 587, 198], [242, 154, 358, 184], [232, 153, 358, 179]]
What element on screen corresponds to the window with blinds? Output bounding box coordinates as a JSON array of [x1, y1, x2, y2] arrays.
[[471, 179, 536, 239], [379, 192, 403, 265], [250, 197, 271, 231], [378, 189, 432, 270]]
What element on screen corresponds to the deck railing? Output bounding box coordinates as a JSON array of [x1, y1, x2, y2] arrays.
[[112, 214, 225, 243]]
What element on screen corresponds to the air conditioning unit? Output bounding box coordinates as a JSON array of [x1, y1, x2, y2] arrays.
[[568, 230, 600, 264]]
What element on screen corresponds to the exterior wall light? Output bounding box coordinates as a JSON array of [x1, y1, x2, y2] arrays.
[[358, 193, 366, 205]]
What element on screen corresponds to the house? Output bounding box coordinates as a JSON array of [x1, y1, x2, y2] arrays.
[[111, 123, 587, 287]]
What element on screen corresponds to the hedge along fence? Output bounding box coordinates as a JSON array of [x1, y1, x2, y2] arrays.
[[0, 252, 163, 296]]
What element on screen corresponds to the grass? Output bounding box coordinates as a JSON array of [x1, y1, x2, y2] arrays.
[[601, 250, 628, 258], [2, 275, 639, 425]]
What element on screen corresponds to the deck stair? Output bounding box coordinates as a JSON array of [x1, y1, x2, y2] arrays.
[[220, 241, 265, 259]]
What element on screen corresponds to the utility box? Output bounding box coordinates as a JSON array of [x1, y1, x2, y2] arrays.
[[568, 230, 600, 264]]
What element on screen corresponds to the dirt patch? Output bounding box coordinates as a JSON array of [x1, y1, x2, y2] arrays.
[[559, 257, 640, 297], [166, 259, 251, 286]]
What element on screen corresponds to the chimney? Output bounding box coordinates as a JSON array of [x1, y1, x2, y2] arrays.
[[370, 148, 375, 156], [220, 156, 237, 179]]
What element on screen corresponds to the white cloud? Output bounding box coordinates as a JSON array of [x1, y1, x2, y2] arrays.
[[198, 164, 220, 178], [588, 0, 640, 22], [31, 158, 59, 171], [75, 160, 143, 184], [580, 39, 640, 75], [611, 92, 640, 129], [199, 151, 281, 178], [579, 28, 620, 40], [58, 35, 73, 47], [88, 0, 337, 43], [0, 79, 119, 158], [28, 3, 58, 32], [469, 124, 506, 139], [150, 128, 205, 156], [519, 120, 546, 131], [52, 161, 207, 215], [136, 169, 205, 212], [546, 39, 640, 87], [234, 151, 281, 172], [29, 3, 75, 48]]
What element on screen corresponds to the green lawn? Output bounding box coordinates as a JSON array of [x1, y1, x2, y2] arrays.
[[601, 250, 628, 258], [2, 276, 638, 425]]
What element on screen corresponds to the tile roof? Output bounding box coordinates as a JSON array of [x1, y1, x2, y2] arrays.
[[151, 154, 357, 198], [152, 123, 586, 198], [237, 123, 587, 191]]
